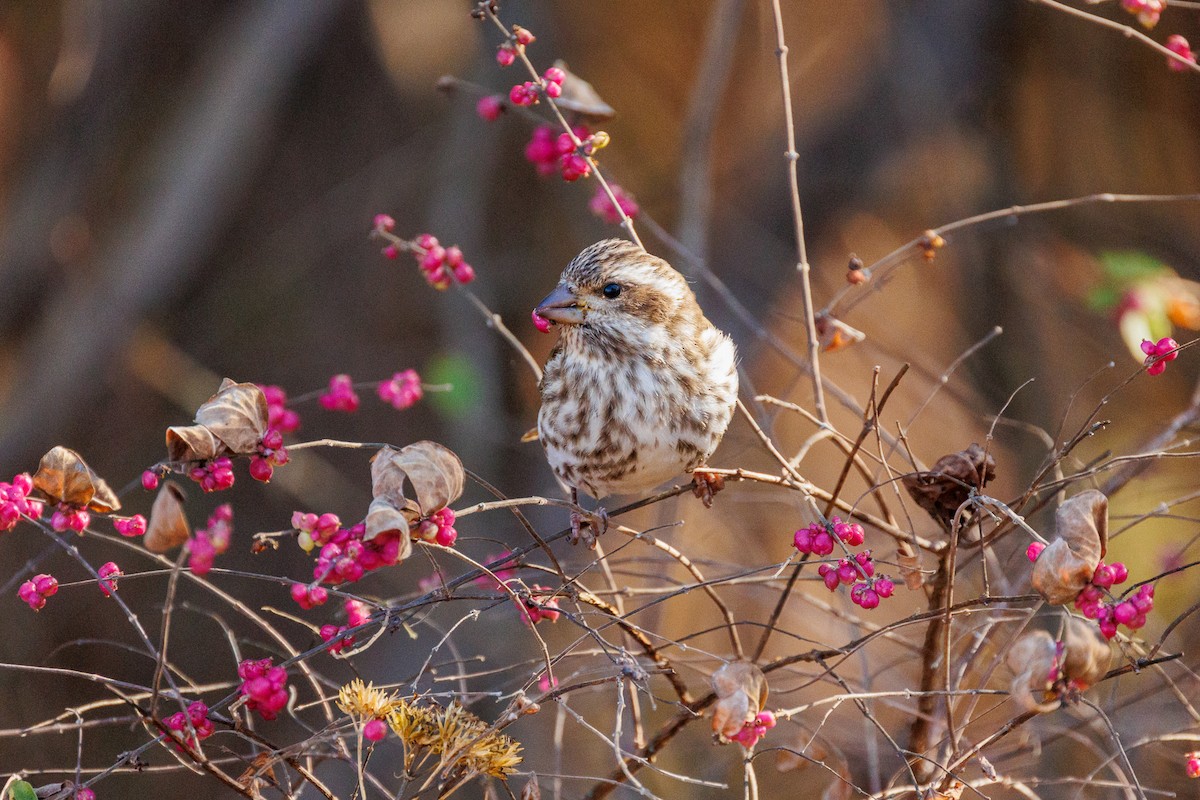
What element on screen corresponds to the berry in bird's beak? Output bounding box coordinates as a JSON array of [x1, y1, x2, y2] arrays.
[[535, 284, 586, 325], [532, 309, 553, 333]]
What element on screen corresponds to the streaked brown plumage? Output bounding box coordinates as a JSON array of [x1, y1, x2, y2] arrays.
[[535, 239, 738, 502]]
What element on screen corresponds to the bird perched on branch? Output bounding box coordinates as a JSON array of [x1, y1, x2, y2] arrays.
[[534, 239, 738, 541]]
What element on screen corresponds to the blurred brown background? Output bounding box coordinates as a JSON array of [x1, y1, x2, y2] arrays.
[[2, 1, 1199, 797]]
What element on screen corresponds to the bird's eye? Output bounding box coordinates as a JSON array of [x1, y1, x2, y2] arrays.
[[602, 283, 622, 299]]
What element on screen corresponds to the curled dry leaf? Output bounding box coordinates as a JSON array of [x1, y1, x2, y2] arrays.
[[363, 498, 414, 561], [145, 482, 190, 553], [365, 441, 464, 543], [1031, 490, 1108, 605], [166, 379, 268, 462], [1007, 618, 1112, 713], [902, 443, 995, 528], [550, 60, 615, 119], [710, 661, 767, 740], [32, 446, 121, 513]]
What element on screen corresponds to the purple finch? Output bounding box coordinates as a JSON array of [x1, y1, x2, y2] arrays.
[[535, 239, 738, 519]]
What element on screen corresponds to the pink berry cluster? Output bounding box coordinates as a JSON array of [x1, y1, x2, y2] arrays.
[[796, 517, 896, 610], [413, 507, 458, 547], [18, 573, 58, 611], [728, 710, 777, 748], [525, 124, 594, 181], [319, 374, 360, 412], [1187, 751, 1200, 779], [113, 514, 147, 537], [514, 584, 561, 626], [303, 516, 408, 585], [164, 701, 214, 751], [508, 66, 565, 106], [1142, 336, 1179, 375], [589, 184, 640, 225], [1029, 544, 1154, 639], [793, 515, 865, 555], [51, 503, 90, 533], [189, 505, 233, 576], [817, 551, 896, 610], [189, 456, 235, 493], [260, 384, 301, 432], [377, 369, 423, 410], [319, 598, 372, 654], [495, 25, 535, 67], [290, 583, 329, 609], [1167, 34, 1196, 71], [0, 473, 44, 532], [411, 234, 476, 289], [98, 561, 122, 597], [237, 657, 289, 720], [1121, 0, 1164, 28], [250, 428, 289, 483]]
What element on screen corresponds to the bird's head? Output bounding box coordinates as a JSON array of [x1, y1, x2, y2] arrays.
[[534, 239, 699, 345]]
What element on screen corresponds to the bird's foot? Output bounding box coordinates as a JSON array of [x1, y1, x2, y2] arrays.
[[569, 506, 609, 548], [691, 468, 726, 509]]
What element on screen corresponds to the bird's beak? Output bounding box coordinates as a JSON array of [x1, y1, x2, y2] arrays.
[[535, 284, 586, 325]]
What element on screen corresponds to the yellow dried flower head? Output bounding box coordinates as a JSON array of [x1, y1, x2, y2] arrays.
[[337, 679, 397, 720], [386, 698, 522, 778]]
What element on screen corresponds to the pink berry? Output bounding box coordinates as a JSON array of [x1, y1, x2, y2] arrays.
[[382, 244, 400, 259], [373, 214, 395, 232], [1092, 563, 1115, 588], [249, 457, 274, 483], [496, 45, 516, 67], [98, 562, 122, 597], [363, 718, 388, 741], [811, 531, 834, 556], [75, 789, 95, 800], [1026, 541, 1045, 561], [1166, 34, 1195, 71], [476, 94, 504, 121], [415, 233, 438, 250], [874, 577, 895, 598], [1109, 562, 1128, 584], [532, 310, 552, 333], [544, 81, 562, 98], [543, 66, 565, 85], [1187, 754, 1200, 779], [514, 26, 535, 46], [452, 262, 475, 284], [142, 470, 160, 491]]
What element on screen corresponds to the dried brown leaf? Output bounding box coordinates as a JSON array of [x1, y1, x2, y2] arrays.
[[711, 661, 767, 740], [815, 314, 866, 352], [520, 777, 542, 800], [1060, 616, 1112, 689], [145, 482, 190, 553], [902, 444, 995, 527], [370, 441, 464, 515], [166, 424, 226, 463], [1006, 629, 1059, 713], [1031, 490, 1108, 605], [194, 379, 269, 455], [31, 446, 121, 513], [1007, 618, 1112, 713], [551, 60, 615, 119], [898, 551, 924, 590], [363, 497, 415, 559]]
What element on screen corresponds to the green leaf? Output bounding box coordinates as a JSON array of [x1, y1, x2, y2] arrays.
[[1098, 251, 1169, 282], [8, 781, 37, 800]]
